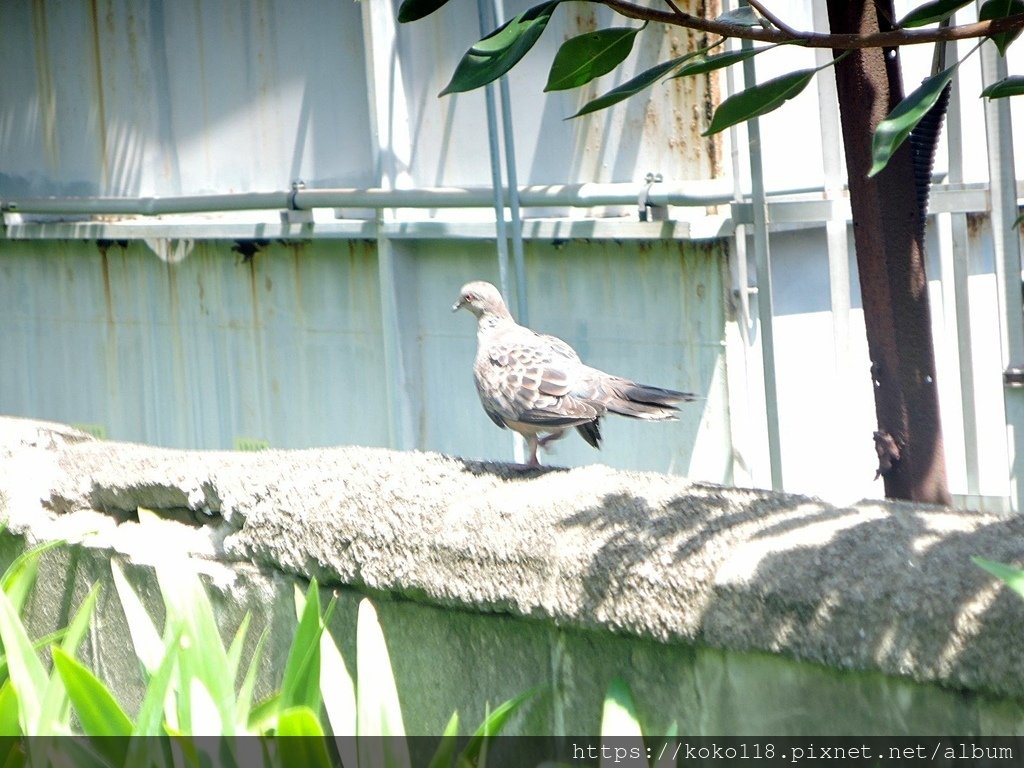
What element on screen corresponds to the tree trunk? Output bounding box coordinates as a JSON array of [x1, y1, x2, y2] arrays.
[[826, 0, 951, 504]]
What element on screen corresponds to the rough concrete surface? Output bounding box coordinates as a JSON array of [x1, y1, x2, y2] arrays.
[[3, 415, 1024, 732]]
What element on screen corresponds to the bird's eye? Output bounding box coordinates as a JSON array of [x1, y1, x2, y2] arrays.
[[464, 292, 477, 302]]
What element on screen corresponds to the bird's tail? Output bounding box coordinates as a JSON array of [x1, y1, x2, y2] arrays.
[[604, 380, 697, 421]]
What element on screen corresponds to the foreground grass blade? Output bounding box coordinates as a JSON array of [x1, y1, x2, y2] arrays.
[[2, 539, 65, 614], [426, 712, 459, 768], [461, 688, 537, 764], [281, 582, 325, 716], [0, 590, 47, 733], [600, 677, 643, 737], [111, 560, 164, 675], [39, 583, 102, 733], [51, 646, 132, 740], [974, 557, 1024, 598]]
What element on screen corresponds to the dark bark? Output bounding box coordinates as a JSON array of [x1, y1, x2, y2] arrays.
[[826, 0, 951, 504]]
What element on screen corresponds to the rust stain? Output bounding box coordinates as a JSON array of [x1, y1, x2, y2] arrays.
[[31, 0, 59, 170], [99, 248, 114, 325], [966, 211, 987, 238], [87, 0, 110, 189]]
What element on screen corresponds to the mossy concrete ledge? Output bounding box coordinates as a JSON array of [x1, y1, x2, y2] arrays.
[[3, 414, 1024, 735]]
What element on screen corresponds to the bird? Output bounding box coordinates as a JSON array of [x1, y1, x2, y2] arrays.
[[452, 280, 697, 467]]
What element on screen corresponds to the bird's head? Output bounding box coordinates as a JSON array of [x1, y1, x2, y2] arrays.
[[452, 281, 512, 320]]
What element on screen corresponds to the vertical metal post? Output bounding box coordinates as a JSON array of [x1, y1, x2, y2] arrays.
[[980, 35, 1024, 511], [941, 35, 980, 501], [477, 0, 524, 463], [360, 0, 417, 450], [742, 43, 784, 492]]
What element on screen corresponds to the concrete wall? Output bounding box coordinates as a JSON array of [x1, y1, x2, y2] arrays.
[[4, 417, 1024, 736]]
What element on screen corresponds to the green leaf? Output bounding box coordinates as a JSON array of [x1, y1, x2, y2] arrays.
[[440, 2, 560, 96], [974, 557, 1024, 598], [235, 627, 269, 733], [460, 688, 538, 763], [899, 0, 973, 27], [397, 0, 452, 23], [703, 67, 816, 136], [568, 51, 701, 119], [0, 681, 21, 736], [111, 560, 164, 675], [671, 45, 778, 80], [869, 65, 957, 177], [0, 590, 47, 733], [982, 75, 1024, 98], [130, 628, 182, 737], [980, 0, 1024, 55], [38, 583, 102, 733], [156, 563, 235, 736], [51, 646, 133, 740], [600, 677, 643, 737], [317, 612, 356, 738], [545, 25, 644, 92], [2, 539, 65, 614], [427, 712, 459, 768], [280, 581, 325, 715], [226, 612, 251, 685], [276, 707, 333, 768]]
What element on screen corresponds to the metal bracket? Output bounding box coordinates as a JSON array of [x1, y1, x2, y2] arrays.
[[1004, 367, 1024, 387], [638, 173, 666, 222], [282, 180, 313, 224]]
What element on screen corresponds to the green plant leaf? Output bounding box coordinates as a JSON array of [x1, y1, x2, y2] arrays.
[[0, 681, 21, 736], [427, 712, 460, 768], [276, 707, 333, 768], [979, 0, 1024, 55], [131, 628, 182, 737], [703, 67, 816, 136], [2, 539, 65, 614], [568, 51, 701, 119], [281, 581, 325, 715], [671, 45, 778, 79], [111, 560, 164, 675], [974, 557, 1024, 598], [869, 64, 957, 177], [156, 563, 235, 736], [235, 626, 269, 734], [355, 599, 406, 738], [440, 1, 560, 96], [982, 74, 1024, 97], [0, 589, 47, 733], [545, 25, 644, 92], [38, 583, 102, 734], [600, 677, 643, 737], [317, 610, 356, 738], [51, 646, 133, 742], [899, 0, 973, 27], [397, 0, 452, 23], [247, 693, 281, 735], [226, 612, 251, 685], [460, 688, 538, 764]]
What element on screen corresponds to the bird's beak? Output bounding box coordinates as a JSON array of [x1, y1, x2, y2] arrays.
[[451, 298, 464, 313]]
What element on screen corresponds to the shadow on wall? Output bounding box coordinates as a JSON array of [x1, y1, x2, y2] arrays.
[[558, 487, 1024, 706]]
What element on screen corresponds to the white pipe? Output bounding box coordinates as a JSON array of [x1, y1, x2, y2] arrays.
[[1, 182, 740, 217]]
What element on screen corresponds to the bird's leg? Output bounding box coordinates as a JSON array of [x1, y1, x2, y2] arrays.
[[537, 430, 567, 450], [526, 436, 541, 468]]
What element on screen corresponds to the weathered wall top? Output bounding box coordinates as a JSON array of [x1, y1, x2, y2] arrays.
[[2, 415, 1023, 704]]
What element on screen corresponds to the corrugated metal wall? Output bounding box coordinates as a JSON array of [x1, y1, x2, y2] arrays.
[[3, 0, 1023, 506]]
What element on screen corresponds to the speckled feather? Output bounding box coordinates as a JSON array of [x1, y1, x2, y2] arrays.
[[453, 280, 696, 466]]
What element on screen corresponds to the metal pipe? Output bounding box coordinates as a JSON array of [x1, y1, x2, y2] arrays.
[[1, 181, 741, 217]]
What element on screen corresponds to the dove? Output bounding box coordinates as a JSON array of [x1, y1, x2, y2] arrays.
[[452, 280, 696, 467]]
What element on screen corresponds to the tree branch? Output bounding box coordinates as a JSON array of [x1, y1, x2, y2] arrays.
[[593, 0, 1024, 50]]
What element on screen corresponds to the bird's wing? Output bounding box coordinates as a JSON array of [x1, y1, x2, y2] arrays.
[[474, 326, 604, 427]]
